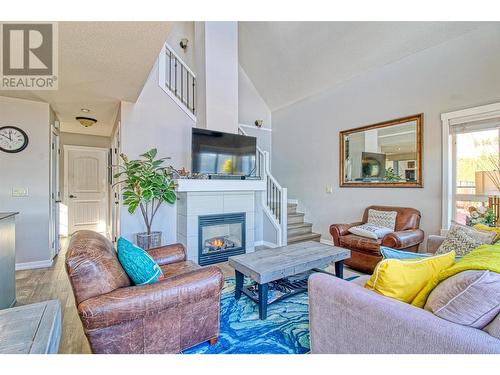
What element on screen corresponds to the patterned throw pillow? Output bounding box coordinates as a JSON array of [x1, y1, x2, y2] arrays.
[[435, 226, 485, 257], [349, 224, 393, 240], [451, 221, 496, 244], [117, 237, 164, 285], [367, 209, 397, 230]]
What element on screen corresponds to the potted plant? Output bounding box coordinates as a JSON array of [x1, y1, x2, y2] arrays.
[[114, 148, 177, 249]]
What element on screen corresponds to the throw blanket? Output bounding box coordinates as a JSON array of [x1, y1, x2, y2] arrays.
[[412, 244, 500, 308]]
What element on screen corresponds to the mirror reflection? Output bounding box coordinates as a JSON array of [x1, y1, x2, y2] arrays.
[[340, 114, 422, 187]]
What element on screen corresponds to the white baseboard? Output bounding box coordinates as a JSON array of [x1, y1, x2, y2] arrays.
[[320, 238, 333, 246], [254, 240, 279, 248], [16, 259, 53, 271]]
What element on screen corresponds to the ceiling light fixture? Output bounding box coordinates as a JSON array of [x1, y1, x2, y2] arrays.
[[76, 116, 97, 127], [80, 108, 91, 113]]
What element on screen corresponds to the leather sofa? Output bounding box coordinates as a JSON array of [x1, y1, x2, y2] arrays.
[[330, 205, 424, 273], [65, 230, 224, 354]]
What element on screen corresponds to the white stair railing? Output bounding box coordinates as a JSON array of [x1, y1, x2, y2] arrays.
[[239, 127, 287, 246], [158, 43, 196, 121]]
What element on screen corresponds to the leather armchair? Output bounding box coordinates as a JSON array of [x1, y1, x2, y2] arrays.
[[66, 230, 224, 354], [330, 206, 424, 274]]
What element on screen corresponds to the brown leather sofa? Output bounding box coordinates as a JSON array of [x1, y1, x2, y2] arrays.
[[65, 230, 224, 354], [330, 205, 424, 274]]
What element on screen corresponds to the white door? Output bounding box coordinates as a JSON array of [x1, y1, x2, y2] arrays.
[[66, 146, 108, 235]]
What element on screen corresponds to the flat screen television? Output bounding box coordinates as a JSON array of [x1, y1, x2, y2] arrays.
[[191, 128, 257, 178]]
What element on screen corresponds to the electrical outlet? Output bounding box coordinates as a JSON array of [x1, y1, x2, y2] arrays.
[[12, 187, 29, 197], [326, 185, 333, 194]]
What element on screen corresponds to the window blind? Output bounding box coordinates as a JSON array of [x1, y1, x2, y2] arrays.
[[449, 116, 500, 135]]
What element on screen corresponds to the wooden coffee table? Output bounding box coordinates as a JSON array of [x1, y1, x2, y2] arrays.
[[228, 241, 350, 319]]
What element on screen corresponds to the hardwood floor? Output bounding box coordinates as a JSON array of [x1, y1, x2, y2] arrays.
[[15, 240, 362, 354]]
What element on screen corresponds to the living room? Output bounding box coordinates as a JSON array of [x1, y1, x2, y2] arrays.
[[1, 0, 500, 373]]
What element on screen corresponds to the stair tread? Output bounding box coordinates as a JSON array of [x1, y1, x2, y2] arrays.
[[287, 222, 312, 229], [288, 212, 304, 217], [287, 232, 321, 243]]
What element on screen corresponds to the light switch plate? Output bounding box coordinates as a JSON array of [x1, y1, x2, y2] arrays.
[[12, 187, 29, 197], [326, 185, 333, 194]]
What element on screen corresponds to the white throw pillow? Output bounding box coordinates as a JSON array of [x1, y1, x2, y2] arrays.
[[349, 224, 393, 240], [367, 209, 397, 230]]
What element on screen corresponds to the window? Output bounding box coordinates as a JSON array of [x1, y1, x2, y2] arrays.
[[441, 103, 500, 230], [454, 129, 499, 224]]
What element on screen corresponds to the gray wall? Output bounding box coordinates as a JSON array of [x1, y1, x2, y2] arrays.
[[271, 24, 500, 247], [0, 96, 51, 264]]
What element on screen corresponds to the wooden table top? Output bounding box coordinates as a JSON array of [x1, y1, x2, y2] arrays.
[[0, 299, 62, 354], [228, 241, 350, 284]]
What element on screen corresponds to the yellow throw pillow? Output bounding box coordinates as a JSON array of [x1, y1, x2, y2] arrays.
[[364, 251, 456, 303], [473, 223, 500, 243]]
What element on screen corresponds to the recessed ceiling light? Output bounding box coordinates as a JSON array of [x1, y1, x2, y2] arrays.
[[81, 108, 90, 113]]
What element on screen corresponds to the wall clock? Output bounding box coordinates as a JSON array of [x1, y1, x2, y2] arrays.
[[0, 126, 29, 153]]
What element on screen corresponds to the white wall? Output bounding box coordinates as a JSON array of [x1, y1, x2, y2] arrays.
[[119, 58, 195, 245], [239, 65, 271, 129], [272, 25, 500, 247], [0, 96, 51, 264], [195, 22, 239, 134], [166, 22, 195, 72]]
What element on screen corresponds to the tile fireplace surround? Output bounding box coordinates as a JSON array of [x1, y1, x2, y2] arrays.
[[176, 179, 266, 263]]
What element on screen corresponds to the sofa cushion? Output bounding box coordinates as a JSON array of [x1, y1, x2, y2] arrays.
[[424, 270, 500, 329], [117, 237, 164, 285], [349, 224, 393, 240], [367, 209, 397, 230], [365, 251, 456, 303], [340, 234, 381, 255], [484, 313, 500, 339]]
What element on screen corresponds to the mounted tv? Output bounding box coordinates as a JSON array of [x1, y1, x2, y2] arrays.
[[191, 128, 257, 179]]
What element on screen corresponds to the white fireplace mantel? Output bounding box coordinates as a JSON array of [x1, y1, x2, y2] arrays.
[[176, 179, 265, 263], [176, 178, 266, 192]]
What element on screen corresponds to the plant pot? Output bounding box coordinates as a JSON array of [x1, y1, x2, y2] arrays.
[[136, 231, 162, 250]]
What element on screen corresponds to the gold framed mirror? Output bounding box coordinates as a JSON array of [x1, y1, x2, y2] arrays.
[[340, 114, 423, 188]]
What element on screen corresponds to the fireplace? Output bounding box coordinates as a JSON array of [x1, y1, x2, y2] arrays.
[[198, 213, 246, 265]]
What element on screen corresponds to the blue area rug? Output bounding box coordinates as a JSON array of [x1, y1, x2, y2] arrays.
[[184, 275, 358, 354]]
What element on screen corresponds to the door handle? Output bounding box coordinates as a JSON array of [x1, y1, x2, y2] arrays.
[[69, 194, 77, 198]]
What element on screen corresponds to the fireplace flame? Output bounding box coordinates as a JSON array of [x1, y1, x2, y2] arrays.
[[211, 238, 224, 248]]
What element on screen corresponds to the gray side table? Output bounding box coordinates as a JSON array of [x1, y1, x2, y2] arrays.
[[0, 300, 62, 354]]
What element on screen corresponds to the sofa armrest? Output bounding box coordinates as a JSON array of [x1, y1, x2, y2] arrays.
[[78, 266, 223, 330], [308, 273, 500, 353], [382, 229, 424, 250], [329, 222, 363, 245], [427, 235, 446, 254], [147, 243, 186, 265]]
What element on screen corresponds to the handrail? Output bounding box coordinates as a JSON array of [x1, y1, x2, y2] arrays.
[[239, 126, 287, 246], [158, 42, 196, 120]]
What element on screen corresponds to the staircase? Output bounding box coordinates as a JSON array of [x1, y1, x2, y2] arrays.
[[287, 202, 321, 244]]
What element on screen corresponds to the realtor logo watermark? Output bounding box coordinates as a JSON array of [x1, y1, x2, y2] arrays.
[[1, 22, 58, 90]]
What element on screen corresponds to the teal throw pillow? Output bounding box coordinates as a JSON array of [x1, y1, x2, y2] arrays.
[[117, 237, 164, 285], [380, 246, 462, 261]]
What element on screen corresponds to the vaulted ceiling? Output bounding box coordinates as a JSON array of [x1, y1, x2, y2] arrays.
[[238, 22, 488, 111], [0, 22, 172, 136]]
